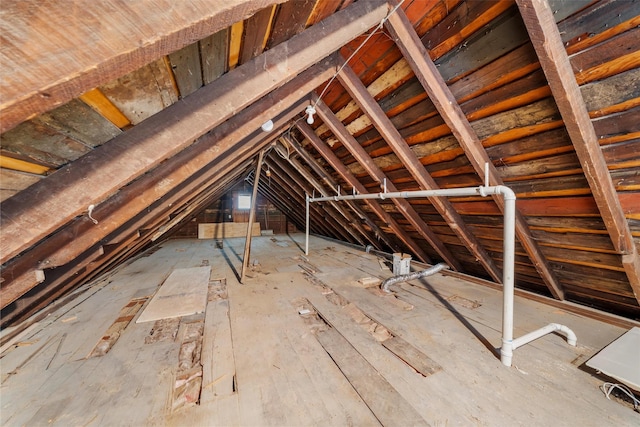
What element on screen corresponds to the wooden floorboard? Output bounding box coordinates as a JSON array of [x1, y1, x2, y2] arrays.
[[1, 235, 638, 426]]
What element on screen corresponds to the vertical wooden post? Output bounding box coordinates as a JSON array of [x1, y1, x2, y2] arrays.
[[240, 150, 265, 283]]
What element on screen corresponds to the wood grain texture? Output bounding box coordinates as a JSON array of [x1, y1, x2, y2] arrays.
[[297, 120, 433, 264], [315, 100, 450, 265], [338, 63, 503, 280], [0, 0, 290, 133], [315, 328, 428, 427], [516, 0, 640, 302], [385, 5, 565, 299], [136, 266, 211, 323], [0, 0, 388, 266]]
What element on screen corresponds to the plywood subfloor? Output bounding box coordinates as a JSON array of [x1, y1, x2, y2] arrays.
[[136, 266, 211, 323], [1, 235, 638, 426]]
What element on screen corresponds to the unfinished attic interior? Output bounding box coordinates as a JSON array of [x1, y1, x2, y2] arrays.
[[1, 0, 640, 424]]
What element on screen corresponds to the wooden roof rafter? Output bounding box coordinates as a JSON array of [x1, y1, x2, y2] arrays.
[[384, 2, 565, 299], [0, 0, 390, 266], [265, 154, 363, 245], [0, 59, 332, 309], [3, 161, 253, 327], [283, 134, 397, 251], [336, 62, 503, 283], [296, 120, 434, 264], [272, 147, 385, 250], [516, 0, 640, 304], [314, 98, 462, 269]]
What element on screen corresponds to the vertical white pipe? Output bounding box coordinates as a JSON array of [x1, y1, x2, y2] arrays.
[[305, 193, 310, 256], [500, 186, 517, 367]]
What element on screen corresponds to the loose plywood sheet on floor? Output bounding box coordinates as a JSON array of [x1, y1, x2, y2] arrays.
[[136, 266, 211, 323], [586, 327, 640, 390], [198, 222, 260, 239]]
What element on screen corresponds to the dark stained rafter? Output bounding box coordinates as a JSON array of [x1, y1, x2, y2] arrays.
[[384, 4, 564, 299], [4, 163, 252, 326], [297, 120, 434, 264], [0, 68, 324, 308], [516, 0, 640, 304], [337, 62, 503, 283]]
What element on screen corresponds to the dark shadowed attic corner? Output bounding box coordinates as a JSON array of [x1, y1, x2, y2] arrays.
[[1, 0, 639, 425]]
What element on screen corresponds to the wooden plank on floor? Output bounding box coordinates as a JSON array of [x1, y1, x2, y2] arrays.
[[87, 297, 147, 358], [315, 327, 429, 427], [201, 299, 236, 401], [136, 266, 211, 323], [382, 335, 441, 377]]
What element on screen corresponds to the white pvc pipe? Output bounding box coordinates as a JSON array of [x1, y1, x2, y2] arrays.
[[305, 193, 310, 256], [512, 323, 577, 350], [500, 186, 517, 367], [305, 182, 577, 367]]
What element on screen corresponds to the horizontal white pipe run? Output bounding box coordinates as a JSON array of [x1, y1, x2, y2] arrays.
[[309, 185, 506, 203]]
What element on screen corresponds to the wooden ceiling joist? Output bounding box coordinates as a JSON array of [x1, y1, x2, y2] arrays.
[[296, 120, 433, 264], [516, 0, 640, 303], [314, 98, 462, 270], [337, 62, 503, 283], [0, 0, 390, 265], [384, 4, 564, 299]]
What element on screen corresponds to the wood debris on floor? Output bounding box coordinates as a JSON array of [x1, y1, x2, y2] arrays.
[[1, 236, 638, 426]]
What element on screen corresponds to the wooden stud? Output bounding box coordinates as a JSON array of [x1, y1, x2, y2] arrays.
[[0, 0, 292, 133], [241, 150, 265, 283]]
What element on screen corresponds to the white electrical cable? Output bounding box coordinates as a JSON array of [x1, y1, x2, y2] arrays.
[[600, 382, 640, 411], [87, 204, 99, 225], [312, 0, 407, 109]]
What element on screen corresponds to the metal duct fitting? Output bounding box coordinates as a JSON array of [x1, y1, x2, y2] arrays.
[[381, 262, 449, 293]]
